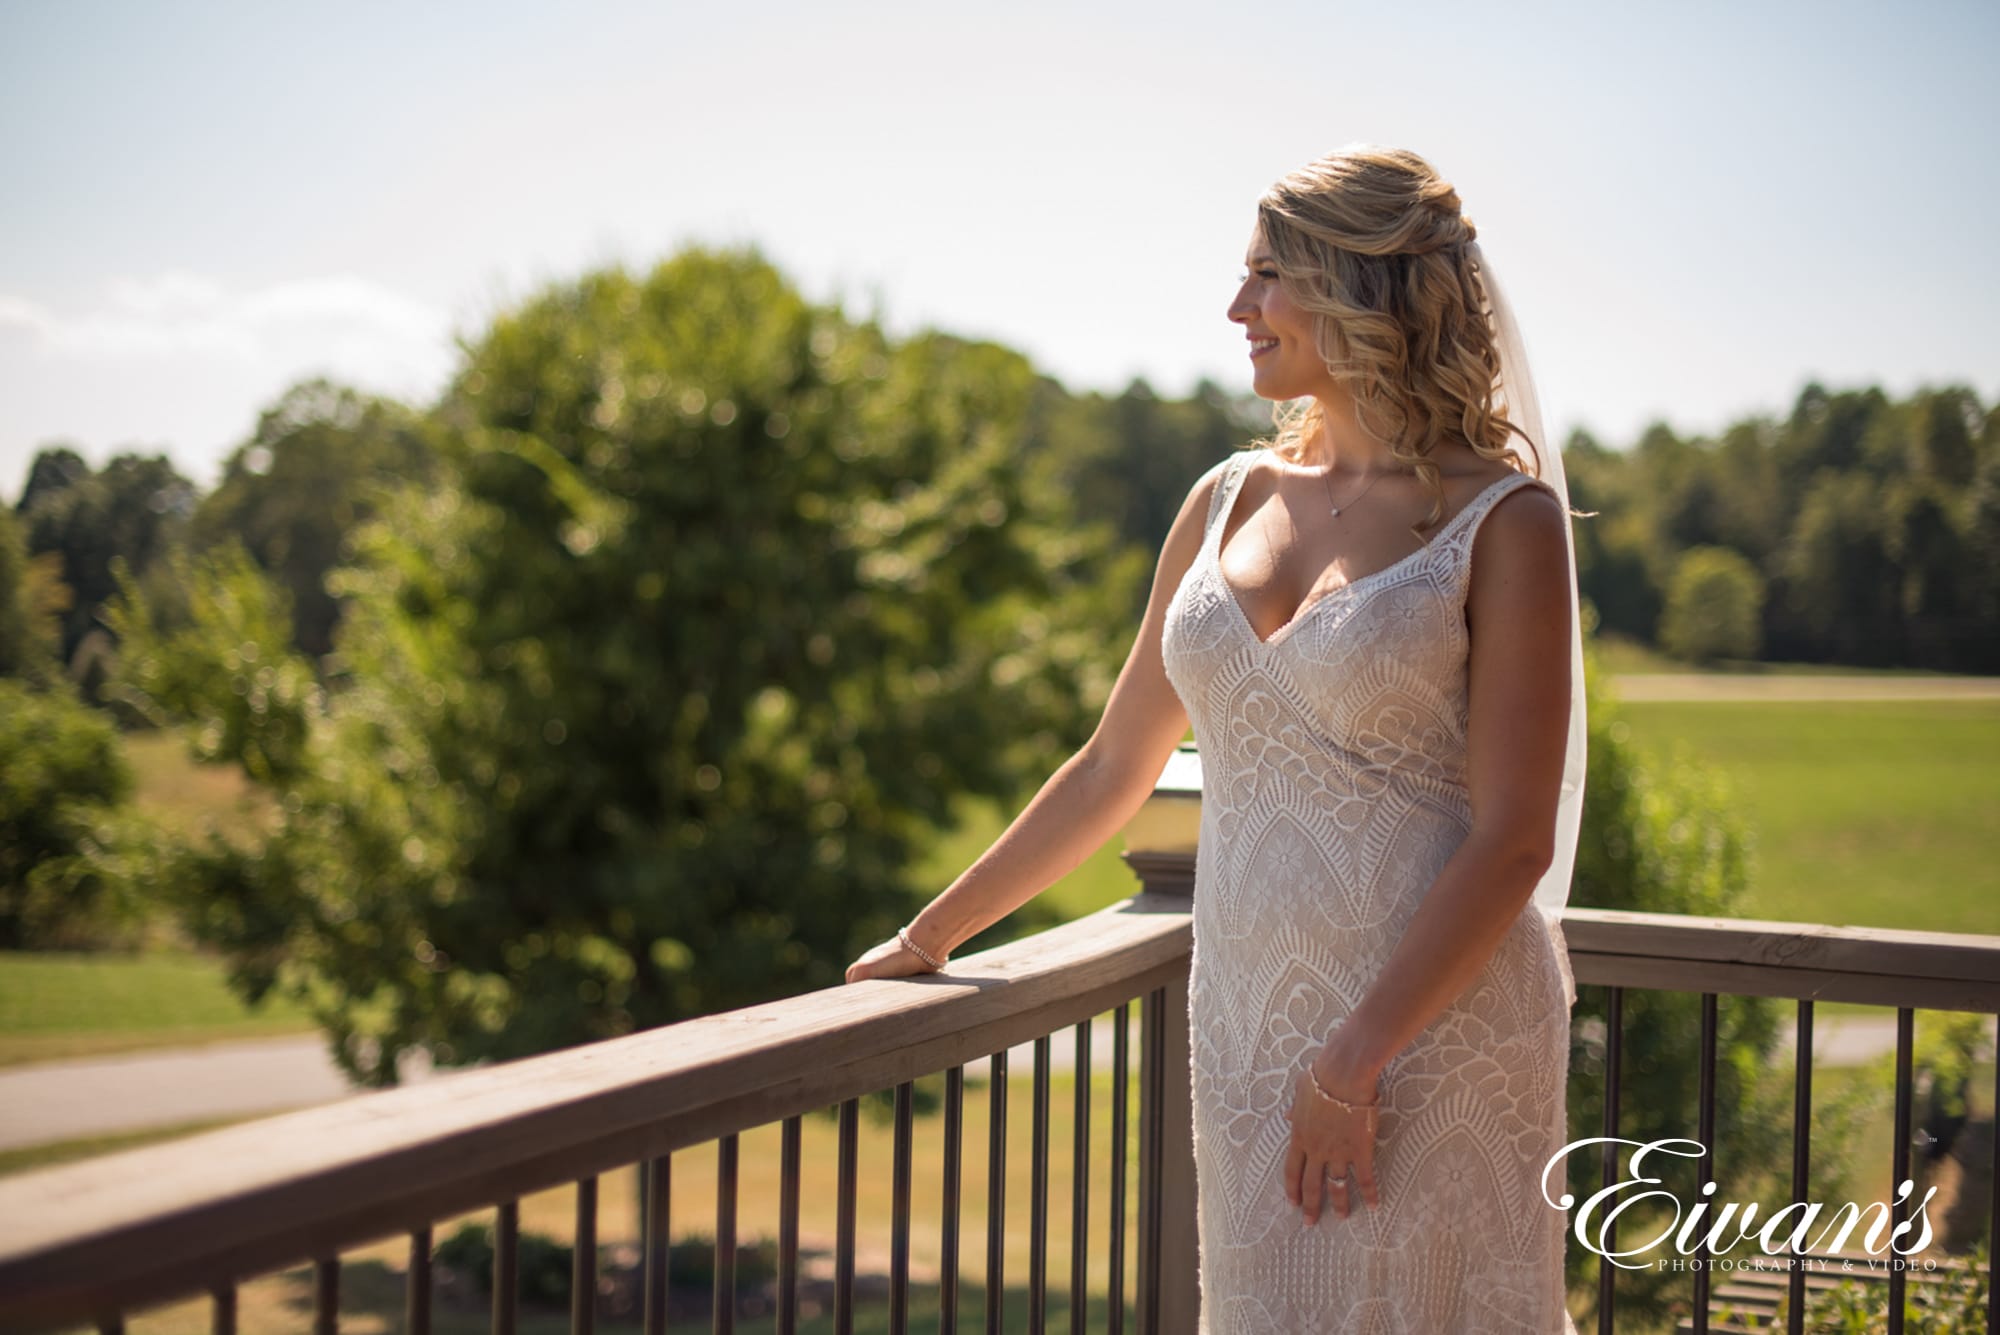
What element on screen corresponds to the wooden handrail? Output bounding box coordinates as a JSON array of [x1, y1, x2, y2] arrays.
[[1561, 907, 2000, 1010], [0, 892, 1194, 1331]]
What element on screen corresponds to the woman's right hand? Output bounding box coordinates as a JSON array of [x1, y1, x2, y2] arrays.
[[844, 933, 945, 983]]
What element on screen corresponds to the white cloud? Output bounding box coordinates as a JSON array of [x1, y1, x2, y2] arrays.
[[0, 272, 462, 490], [2, 272, 452, 370]]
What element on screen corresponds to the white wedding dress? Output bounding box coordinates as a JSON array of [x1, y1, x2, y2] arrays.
[[1160, 449, 1579, 1334]]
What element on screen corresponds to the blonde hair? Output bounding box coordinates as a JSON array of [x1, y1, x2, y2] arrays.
[[1252, 144, 1544, 530]]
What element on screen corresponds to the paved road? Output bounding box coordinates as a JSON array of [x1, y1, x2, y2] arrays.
[[0, 1010, 1913, 1157], [0, 1035, 438, 1154]]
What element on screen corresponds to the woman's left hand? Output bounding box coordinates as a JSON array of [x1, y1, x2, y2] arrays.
[[1283, 1053, 1382, 1226]]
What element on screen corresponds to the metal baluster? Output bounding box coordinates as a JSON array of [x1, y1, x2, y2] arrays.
[[310, 1255, 338, 1335], [1138, 986, 1165, 1335], [1988, 1013, 1997, 1335], [1787, 1001, 1812, 1335], [1110, 1001, 1130, 1335], [837, 1097, 859, 1335], [574, 1175, 598, 1335], [1070, 1017, 1092, 1334], [1031, 1034, 1051, 1335], [942, 1066, 964, 1335], [1596, 986, 1622, 1335], [891, 1081, 914, 1334], [211, 1282, 237, 1335], [493, 1199, 519, 1335], [1888, 1008, 1913, 1335], [987, 1049, 1009, 1335], [780, 1120, 800, 1335], [315, 1256, 340, 1335], [407, 1227, 432, 1335], [716, 1134, 737, 1335], [1692, 993, 1717, 1335], [644, 1155, 671, 1335]]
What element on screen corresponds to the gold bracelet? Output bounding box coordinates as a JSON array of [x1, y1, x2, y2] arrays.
[[1307, 1064, 1380, 1121], [897, 925, 947, 971]]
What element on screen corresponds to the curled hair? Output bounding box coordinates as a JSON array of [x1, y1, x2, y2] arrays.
[[1252, 144, 1544, 532]]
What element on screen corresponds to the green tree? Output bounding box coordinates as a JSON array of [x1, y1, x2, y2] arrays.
[[1776, 471, 1903, 665], [105, 544, 322, 788], [1034, 377, 1263, 556], [13, 444, 90, 517], [1564, 429, 1663, 645], [114, 247, 1140, 1084], [1659, 545, 1764, 664], [192, 378, 438, 658], [0, 680, 141, 949], [19, 450, 197, 666], [0, 507, 70, 686], [1964, 449, 2000, 671]]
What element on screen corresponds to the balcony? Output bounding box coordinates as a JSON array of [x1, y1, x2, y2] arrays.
[[1, 749, 1995, 1334]]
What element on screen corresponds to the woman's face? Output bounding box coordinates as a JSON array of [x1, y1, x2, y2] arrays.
[[1228, 221, 1335, 403]]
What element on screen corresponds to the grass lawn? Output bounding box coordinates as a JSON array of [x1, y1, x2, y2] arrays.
[[1611, 699, 2000, 936], [121, 728, 275, 845], [0, 951, 314, 1067]]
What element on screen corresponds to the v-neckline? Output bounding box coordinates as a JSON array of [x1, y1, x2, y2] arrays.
[[1211, 466, 1524, 651]]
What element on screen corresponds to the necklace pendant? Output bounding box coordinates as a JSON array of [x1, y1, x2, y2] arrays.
[[1329, 506, 1341, 517]]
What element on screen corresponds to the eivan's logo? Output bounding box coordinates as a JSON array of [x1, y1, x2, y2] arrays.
[[1542, 1137, 1939, 1272]]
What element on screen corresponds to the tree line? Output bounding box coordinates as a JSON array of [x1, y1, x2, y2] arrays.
[[1568, 384, 2000, 670]]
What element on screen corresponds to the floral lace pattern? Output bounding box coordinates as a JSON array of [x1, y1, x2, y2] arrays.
[[1160, 451, 1578, 1334]]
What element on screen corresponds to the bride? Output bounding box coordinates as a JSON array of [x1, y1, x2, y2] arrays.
[[848, 144, 1586, 1332]]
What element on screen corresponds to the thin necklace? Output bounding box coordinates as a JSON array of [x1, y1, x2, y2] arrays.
[[1319, 465, 1397, 517]]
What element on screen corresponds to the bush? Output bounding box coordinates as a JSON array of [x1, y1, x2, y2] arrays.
[[432, 1220, 779, 1307], [1772, 1237, 1990, 1333], [0, 680, 143, 949], [1660, 544, 1764, 663]]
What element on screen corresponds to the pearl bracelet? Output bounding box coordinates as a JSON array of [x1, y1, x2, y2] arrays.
[[897, 925, 947, 971], [1307, 1064, 1380, 1121]]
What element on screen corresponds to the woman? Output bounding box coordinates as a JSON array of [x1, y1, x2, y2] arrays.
[[848, 145, 1586, 1333]]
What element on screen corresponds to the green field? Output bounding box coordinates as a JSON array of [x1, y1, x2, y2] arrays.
[[0, 950, 314, 1066], [1612, 697, 1999, 935]]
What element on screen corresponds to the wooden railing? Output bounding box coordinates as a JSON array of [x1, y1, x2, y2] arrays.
[[0, 888, 1199, 1335], [1, 747, 1996, 1334]]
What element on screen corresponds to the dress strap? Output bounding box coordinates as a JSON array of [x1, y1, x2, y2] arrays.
[[1462, 471, 1547, 527], [1202, 451, 1257, 545], [1448, 471, 1562, 584]]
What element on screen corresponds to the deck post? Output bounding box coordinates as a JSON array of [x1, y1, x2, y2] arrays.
[[1125, 748, 1201, 1335]]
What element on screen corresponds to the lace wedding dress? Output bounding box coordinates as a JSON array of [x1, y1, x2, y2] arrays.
[[1160, 449, 1579, 1334]]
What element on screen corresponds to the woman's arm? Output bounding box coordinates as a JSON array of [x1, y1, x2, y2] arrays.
[[1309, 481, 1575, 1095], [845, 459, 1229, 982]]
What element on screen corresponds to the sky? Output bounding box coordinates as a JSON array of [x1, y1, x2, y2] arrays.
[[2, 0, 1996, 494]]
